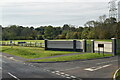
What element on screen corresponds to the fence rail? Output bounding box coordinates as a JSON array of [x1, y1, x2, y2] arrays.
[[0, 42, 45, 48]]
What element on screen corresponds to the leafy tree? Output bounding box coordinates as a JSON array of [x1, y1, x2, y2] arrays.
[[44, 25, 54, 39]]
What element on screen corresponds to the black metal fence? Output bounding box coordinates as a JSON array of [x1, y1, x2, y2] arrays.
[[0, 42, 44, 48], [86, 40, 92, 53], [116, 39, 120, 55]]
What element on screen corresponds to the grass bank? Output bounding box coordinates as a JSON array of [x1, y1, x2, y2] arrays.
[[27, 53, 113, 62], [1, 46, 77, 59]]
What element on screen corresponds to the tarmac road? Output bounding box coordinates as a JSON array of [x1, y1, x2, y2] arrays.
[[1, 52, 119, 80], [1, 55, 64, 80], [31, 56, 119, 80]]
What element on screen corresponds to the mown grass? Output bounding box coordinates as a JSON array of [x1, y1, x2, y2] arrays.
[[1, 39, 112, 43], [27, 53, 113, 62], [95, 39, 112, 42], [116, 69, 120, 80], [1, 46, 77, 59]]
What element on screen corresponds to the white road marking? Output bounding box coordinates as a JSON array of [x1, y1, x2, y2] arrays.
[[46, 70, 50, 72], [60, 67, 81, 71], [55, 71, 60, 72], [84, 64, 112, 71], [113, 67, 120, 80], [0, 67, 2, 70], [96, 60, 118, 65], [71, 76, 76, 78], [66, 77, 71, 78], [61, 75, 66, 77], [9, 57, 14, 59], [52, 72, 55, 73], [51, 70, 79, 79], [65, 74, 70, 76], [8, 72, 20, 80], [56, 73, 61, 75], [60, 72, 65, 75]]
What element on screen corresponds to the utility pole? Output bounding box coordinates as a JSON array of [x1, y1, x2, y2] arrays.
[[109, 0, 117, 20], [118, 1, 120, 21]]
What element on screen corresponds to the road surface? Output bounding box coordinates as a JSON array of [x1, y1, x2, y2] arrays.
[[1, 52, 119, 80], [1, 54, 64, 80]]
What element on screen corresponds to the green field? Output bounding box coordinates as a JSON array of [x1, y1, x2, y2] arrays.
[[1, 39, 112, 43], [1, 46, 77, 59]]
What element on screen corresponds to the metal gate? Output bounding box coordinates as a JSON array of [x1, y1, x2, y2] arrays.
[[116, 39, 120, 55], [86, 41, 92, 53]]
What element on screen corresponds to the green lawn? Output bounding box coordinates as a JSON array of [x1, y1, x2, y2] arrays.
[[116, 69, 120, 80], [94, 39, 112, 42], [27, 53, 113, 62], [1, 46, 77, 59], [1, 39, 112, 43]]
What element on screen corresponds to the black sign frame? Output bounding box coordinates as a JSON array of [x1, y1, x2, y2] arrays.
[[98, 44, 104, 47]]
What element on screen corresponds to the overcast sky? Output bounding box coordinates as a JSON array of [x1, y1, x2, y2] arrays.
[[0, 0, 111, 27]]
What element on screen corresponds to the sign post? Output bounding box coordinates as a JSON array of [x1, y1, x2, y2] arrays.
[[10, 40, 13, 48]]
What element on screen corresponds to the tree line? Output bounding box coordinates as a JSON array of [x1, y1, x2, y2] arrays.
[[1, 15, 120, 40]]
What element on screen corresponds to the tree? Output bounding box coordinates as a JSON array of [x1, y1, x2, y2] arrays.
[[84, 20, 96, 27], [44, 26, 54, 39], [81, 27, 89, 39], [98, 14, 106, 23]]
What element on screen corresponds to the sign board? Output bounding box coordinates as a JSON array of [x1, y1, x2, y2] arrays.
[[18, 42, 26, 44], [98, 44, 104, 47], [10, 40, 12, 43]]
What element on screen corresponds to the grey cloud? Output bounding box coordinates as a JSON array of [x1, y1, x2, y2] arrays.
[[2, 2, 108, 27]]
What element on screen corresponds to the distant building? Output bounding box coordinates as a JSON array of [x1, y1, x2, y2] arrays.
[[118, 1, 120, 22]]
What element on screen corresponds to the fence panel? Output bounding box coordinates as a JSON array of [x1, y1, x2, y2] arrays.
[[86, 41, 92, 53], [116, 39, 120, 55]]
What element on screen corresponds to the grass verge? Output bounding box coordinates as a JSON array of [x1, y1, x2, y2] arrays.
[[1, 46, 77, 59], [27, 53, 113, 62], [116, 69, 120, 80]]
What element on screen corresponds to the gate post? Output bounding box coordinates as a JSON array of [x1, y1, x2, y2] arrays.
[[83, 39, 86, 52], [73, 40, 76, 51], [45, 39, 48, 50], [91, 40, 94, 53], [112, 38, 117, 56]]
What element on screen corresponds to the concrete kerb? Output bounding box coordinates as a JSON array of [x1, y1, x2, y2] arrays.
[[27, 56, 115, 63], [113, 67, 120, 80]]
